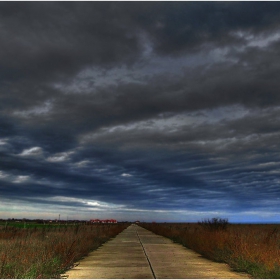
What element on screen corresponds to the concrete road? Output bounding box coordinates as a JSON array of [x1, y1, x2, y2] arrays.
[[63, 224, 250, 279]]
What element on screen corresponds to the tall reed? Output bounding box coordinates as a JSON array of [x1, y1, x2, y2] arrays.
[[0, 223, 128, 278], [140, 222, 280, 278]]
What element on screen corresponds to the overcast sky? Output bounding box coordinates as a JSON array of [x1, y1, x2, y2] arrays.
[[2, 2, 280, 223]]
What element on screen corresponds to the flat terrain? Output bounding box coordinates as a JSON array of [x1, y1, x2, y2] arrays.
[[63, 224, 250, 279]]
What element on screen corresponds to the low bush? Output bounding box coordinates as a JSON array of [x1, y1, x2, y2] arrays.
[[198, 217, 229, 231]]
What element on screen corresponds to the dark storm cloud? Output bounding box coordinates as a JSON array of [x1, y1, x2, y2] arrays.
[[107, 2, 280, 55], [0, 2, 141, 81], [1, 2, 280, 83], [30, 43, 280, 138], [2, 2, 280, 117], [1, 2, 280, 221]]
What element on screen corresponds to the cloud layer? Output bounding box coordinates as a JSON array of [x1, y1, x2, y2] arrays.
[[1, 2, 280, 222]]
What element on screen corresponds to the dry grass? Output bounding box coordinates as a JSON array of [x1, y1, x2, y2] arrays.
[[0, 223, 128, 278], [140, 222, 280, 278]]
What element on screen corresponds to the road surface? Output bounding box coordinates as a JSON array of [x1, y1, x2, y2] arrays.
[[63, 224, 250, 279]]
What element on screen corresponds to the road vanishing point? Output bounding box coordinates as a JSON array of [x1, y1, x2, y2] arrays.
[[63, 224, 250, 279]]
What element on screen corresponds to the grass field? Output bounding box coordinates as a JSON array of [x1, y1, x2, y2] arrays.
[[140, 221, 280, 278], [0, 221, 77, 229], [2, 220, 279, 279], [0, 222, 129, 278], [0, 220, 95, 229]]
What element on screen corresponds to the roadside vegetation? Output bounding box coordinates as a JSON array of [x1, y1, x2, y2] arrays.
[[140, 218, 280, 278], [0, 222, 129, 278]]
